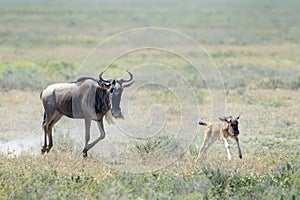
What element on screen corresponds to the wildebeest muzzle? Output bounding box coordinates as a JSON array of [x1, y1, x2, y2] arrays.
[[111, 85, 124, 119]]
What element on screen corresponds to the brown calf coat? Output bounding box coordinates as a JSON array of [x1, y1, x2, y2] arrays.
[[195, 116, 242, 162]]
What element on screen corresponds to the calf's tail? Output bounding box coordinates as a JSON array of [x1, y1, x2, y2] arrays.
[[198, 119, 210, 126]]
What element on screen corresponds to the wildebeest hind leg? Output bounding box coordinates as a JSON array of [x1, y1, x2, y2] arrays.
[[195, 134, 211, 162], [46, 113, 62, 153], [41, 115, 48, 154]]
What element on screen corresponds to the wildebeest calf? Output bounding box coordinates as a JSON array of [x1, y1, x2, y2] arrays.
[[195, 115, 242, 162]]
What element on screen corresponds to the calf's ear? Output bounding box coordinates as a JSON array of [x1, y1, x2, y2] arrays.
[[219, 116, 231, 123], [219, 117, 226, 122]]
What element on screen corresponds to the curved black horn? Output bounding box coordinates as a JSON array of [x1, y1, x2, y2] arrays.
[[99, 71, 111, 83], [119, 71, 133, 84]]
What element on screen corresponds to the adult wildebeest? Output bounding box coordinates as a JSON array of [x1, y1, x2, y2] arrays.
[[40, 71, 134, 157], [195, 115, 242, 162]]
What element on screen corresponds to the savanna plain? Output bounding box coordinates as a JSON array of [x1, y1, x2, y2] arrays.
[[0, 0, 299, 199]]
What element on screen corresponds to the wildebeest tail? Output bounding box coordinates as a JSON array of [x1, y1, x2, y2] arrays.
[[198, 119, 210, 126]]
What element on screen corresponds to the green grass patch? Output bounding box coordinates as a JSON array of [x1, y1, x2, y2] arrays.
[[0, 60, 79, 90], [220, 64, 300, 90], [1, 0, 300, 47], [132, 135, 177, 154], [202, 162, 300, 199], [1, 60, 299, 91], [1, 152, 299, 199], [260, 99, 286, 108]]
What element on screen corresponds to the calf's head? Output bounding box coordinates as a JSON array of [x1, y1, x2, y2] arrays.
[[219, 115, 240, 136], [99, 71, 134, 119]]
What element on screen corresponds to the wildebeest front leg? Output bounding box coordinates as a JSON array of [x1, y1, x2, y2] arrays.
[[82, 120, 106, 157], [223, 138, 232, 160], [82, 118, 91, 157], [234, 136, 242, 159]]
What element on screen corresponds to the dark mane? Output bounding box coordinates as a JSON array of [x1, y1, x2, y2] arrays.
[[72, 77, 98, 85], [95, 87, 111, 116]]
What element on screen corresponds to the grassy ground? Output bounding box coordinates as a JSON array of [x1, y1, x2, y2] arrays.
[[0, 89, 299, 199], [0, 0, 300, 199], [1, 153, 299, 199]]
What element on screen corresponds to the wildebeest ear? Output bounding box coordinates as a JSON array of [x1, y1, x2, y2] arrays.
[[219, 117, 227, 122], [236, 114, 240, 120], [219, 116, 231, 123], [98, 81, 111, 89]]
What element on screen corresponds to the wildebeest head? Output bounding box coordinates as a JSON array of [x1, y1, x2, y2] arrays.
[[99, 71, 134, 119], [219, 115, 240, 136]]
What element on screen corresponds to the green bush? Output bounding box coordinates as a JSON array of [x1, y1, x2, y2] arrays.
[[132, 135, 177, 154], [201, 162, 300, 199]]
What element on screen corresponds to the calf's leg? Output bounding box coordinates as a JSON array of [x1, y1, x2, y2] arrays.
[[223, 138, 232, 160], [234, 136, 242, 159], [195, 132, 218, 162], [195, 135, 210, 162]]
